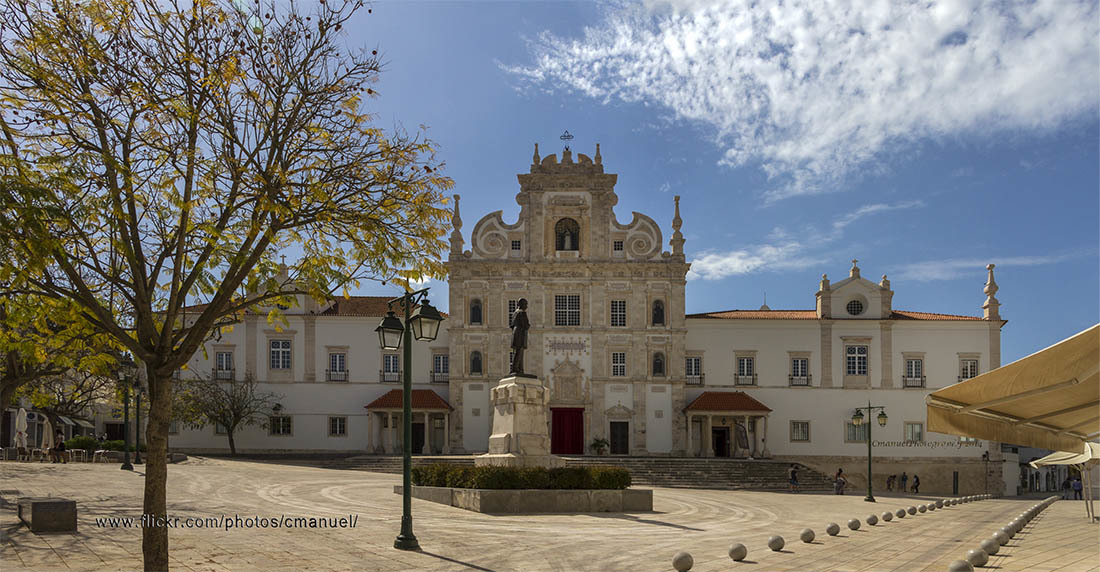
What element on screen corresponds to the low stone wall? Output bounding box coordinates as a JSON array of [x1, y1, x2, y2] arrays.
[[777, 455, 1004, 496], [395, 485, 652, 514]]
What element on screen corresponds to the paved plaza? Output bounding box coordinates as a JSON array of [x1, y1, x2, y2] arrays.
[[1, 457, 1097, 571]]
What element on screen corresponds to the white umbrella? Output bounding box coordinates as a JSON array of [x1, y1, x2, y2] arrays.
[[14, 408, 27, 448], [41, 418, 54, 451]]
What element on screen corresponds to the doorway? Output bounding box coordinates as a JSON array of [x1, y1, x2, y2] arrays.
[[712, 427, 731, 457], [609, 421, 630, 455], [551, 408, 584, 454], [411, 422, 425, 454]]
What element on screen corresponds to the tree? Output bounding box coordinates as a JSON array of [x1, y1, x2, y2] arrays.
[[174, 371, 281, 455], [0, 1, 452, 568], [20, 369, 116, 419]]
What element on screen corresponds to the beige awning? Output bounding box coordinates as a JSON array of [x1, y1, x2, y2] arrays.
[[926, 324, 1099, 452], [1029, 442, 1100, 469]]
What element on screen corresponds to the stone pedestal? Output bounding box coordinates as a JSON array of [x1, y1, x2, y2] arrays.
[[18, 498, 77, 533], [476, 376, 563, 468]]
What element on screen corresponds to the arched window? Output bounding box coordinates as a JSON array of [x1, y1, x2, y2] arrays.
[[652, 300, 665, 326], [652, 353, 666, 377], [470, 351, 483, 375], [555, 218, 580, 251], [469, 299, 483, 325]]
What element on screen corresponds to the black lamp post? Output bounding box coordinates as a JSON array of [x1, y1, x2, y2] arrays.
[[119, 354, 136, 471], [134, 379, 144, 464], [375, 288, 443, 552], [851, 400, 888, 502]]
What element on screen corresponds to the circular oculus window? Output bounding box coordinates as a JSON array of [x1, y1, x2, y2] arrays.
[[846, 299, 865, 316]]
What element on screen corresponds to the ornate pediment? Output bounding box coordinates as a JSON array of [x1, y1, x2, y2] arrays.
[[551, 359, 586, 402], [605, 404, 634, 418]]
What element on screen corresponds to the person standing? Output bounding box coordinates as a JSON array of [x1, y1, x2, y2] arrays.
[[886, 474, 895, 492], [1062, 477, 1072, 499], [834, 468, 846, 495], [1073, 477, 1083, 500], [912, 474, 921, 494], [900, 471, 909, 493], [51, 430, 67, 463], [788, 464, 799, 493]]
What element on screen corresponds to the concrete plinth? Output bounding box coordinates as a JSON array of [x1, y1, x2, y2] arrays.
[[476, 376, 563, 468], [18, 498, 77, 533]]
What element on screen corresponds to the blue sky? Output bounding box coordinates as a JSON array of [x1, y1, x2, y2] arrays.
[[340, 0, 1098, 365]]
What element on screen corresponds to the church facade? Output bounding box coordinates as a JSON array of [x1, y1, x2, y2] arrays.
[[166, 145, 1011, 493]]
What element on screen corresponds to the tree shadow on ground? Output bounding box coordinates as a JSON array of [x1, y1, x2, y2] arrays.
[[587, 512, 704, 531], [418, 549, 497, 572]]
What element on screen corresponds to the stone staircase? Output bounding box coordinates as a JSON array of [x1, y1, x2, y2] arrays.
[[326, 455, 832, 491]]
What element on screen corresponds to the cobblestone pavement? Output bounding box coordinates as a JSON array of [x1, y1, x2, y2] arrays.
[[1, 457, 1097, 571]]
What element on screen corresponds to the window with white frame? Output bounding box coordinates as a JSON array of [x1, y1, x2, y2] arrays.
[[904, 358, 924, 387], [686, 356, 703, 385], [269, 340, 291, 370], [611, 352, 626, 377], [846, 345, 867, 376], [845, 421, 868, 442], [269, 416, 292, 436], [329, 416, 347, 437], [328, 352, 347, 381], [904, 422, 924, 442], [791, 420, 810, 442], [736, 356, 755, 384], [433, 354, 449, 373], [790, 357, 809, 385], [610, 300, 626, 327], [381, 354, 400, 382], [960, 359, 979, 381], [215, 351, 234, 379], [554, 295, 581, 326]]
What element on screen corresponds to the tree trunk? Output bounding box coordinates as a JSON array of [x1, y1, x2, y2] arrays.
[[227, 430, 237, 456], [142, 366, 171, 571], [0, 383, 16, 414]]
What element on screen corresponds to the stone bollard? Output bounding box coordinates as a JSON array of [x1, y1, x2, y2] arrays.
[[1000, 525, 1015, 538], [672, 551, 694, 571], [948, 559, 975, 572], [728, 543, 747, 562], [847, 518, 861, 531], [882, 511, 893, 522], [993, 530, 1009, 546], [979, 538, 1000, 556], [918, 505, 927, 513], [936, 499, 944, 508], [908, 506, 918, 515], [896, 508, 906, 518], [768, 535, 785, 551], [800, 528, 815, 543], [866, 514, 878, 526], [928, 503, 936, 511], [966, 548, 989, 567], [826, 522, 840, 536]]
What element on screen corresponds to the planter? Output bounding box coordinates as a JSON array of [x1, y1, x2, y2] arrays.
[[395, 485, 652, 514]]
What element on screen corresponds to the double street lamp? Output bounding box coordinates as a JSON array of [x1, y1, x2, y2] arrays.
[[851, 401, 888, 502], [375, 287, 444, 552]]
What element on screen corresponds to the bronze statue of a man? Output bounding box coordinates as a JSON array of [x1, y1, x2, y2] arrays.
[[510, 298, 534, 377]]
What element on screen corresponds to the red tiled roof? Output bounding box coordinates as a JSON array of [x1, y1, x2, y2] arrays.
[[687, 309, 982, 321], [321, 296, 394, 317], [685, 391, 772, 412], [364, 389, 452, 410]]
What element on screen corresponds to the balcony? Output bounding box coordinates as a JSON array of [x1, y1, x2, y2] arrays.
[[903, 375, 927, 388], [326, 369, 348, 382], [789, 374, 812, 386], [430, 371, 449, 384], [213, 368, 235, 381], [685, 373, 705, 386], [379, 370, 402, 383], [958, 375, 976, 382], [735, 373, 758, 386]]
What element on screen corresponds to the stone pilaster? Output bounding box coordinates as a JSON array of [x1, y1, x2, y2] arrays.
[[303, 315, 316, 382], [820, 320, 833, 387], [879, 321, 893, 388]]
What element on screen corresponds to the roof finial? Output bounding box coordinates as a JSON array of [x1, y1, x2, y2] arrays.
[[850, 258, 860, 279], [670, 195, 685, 256], [594, 143, 602, 165], [449, 194, 464, 255], [820, 273, 830, 291], [759, 292, 770, 311], [880, 274, 890, 289], [532, 143, 540, 165], [983, 263, 1000, 320]]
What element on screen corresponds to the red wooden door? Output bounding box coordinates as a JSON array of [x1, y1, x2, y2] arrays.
[[551, 408, 584, 454]]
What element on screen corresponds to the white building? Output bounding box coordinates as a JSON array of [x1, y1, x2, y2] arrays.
[[168, 145, 1011, 495]]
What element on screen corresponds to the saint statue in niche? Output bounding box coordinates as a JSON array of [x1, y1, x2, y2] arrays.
[[510, 298, 536, 378]]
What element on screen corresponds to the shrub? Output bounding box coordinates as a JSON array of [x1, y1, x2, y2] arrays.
[[65, 435, 99, 453], [410, 464, 631, 490], [98, 440, 146, 452]]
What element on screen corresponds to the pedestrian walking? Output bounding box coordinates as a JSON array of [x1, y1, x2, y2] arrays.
[[834, 468, 847, 495], [886, 474, 895, 491], [1073, 477, 1083, 500], [911, 474, 920, 494], [900, 471, 909, 492], [1062, 477, 1071, 499], [788, 464, 800, 493]]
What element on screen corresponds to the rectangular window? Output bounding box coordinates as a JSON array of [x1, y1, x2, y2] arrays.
[[904, 422, 924, 442], [510, 240, 521, 251], [686, 356, 703, 385], [611, 352, 626, 377], [960, 359, 979, 381], [610, 300, 626, 327], [327, 352, 347, 381], [269, 340, 291, 370], [269, 416, 292, 436], [790, 357, 809, 385], [168, 420, 179, 435], [329, 416, 347, 437], [612, 240, 624, 252], [846, 345, 867, 376], [736, 356, 756, 385], [790, 421, 810, 442], [508, 299, 519, 327], [216, 351, 233, 371], [433, 354, 449, 373], [904, 358, 924, 387], [845, 421, 868, 443], [381, 354, 400, 382], [554, 295, 581, 326], [214, 423, 227, 435]]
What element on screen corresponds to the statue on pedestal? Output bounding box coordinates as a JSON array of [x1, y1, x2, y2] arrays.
[[510, 298, 535, 378]]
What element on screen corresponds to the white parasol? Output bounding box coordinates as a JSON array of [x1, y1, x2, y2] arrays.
[[14, 408, 27, 448], [41, 418, 54, 451]]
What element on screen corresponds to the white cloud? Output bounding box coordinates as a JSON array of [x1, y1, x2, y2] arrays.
[[689, 200, 922, 280], [507, 1, 1099, 200], [894, 254, 1081, 282]]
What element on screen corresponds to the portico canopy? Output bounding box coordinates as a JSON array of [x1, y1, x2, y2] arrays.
[[926, 324, 1099, 452]]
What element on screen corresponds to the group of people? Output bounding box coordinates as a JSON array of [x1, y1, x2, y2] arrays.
[[885, 472, 919, 493], [1061, 476, 1085, 500]]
